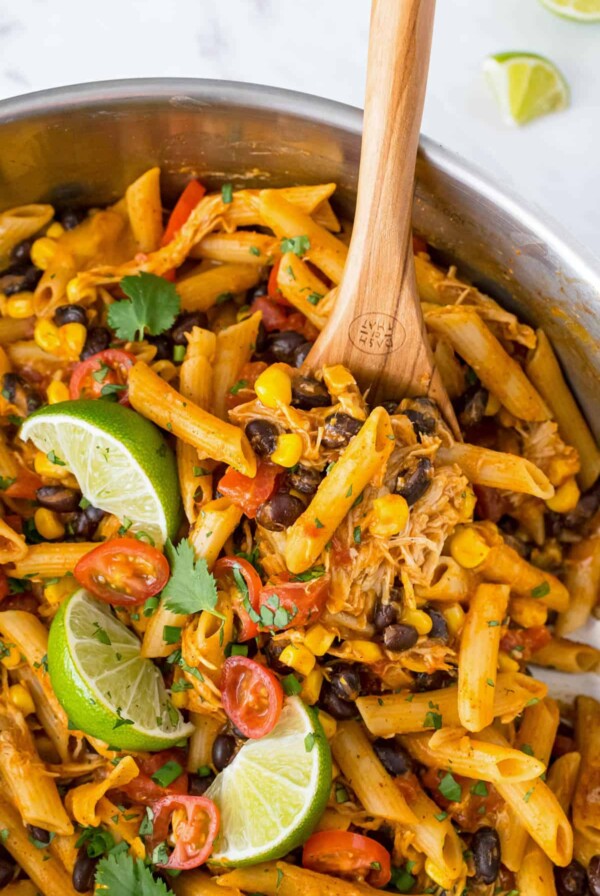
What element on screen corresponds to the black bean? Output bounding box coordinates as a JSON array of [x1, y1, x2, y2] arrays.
[[373, 602, 398, 631], [72, 845, 98, 892], [555, 860, 589, 896], [256, 493, 304, 531], [10, 238, 32, 265], [54, 304, 87, 327], [321, 413, 363, 449], [380, 400, 400, 415], [0, 858, 13, 888], [245, 419, 278, 457], [424, 607, 449, 642], [395, 457, 433, 506], [1, 265, 41, 296], [319, 682, 356, 720], [588, 855, 600, 896], [60, 208, 87, 231], [36, 486, 81, 513], [255, 321, 268, 354], [264, 639, 292, 674], [80, 327, 111, 360], [247, 283, 268, 303], [148, 334, 174, 361], [266, 330, 306, 365], [212, 733, 236, 770], [383, 623, 419, 652], [287, 464, 321, 495], [0, 273, 27, 297], [171, 311, 208, 345], [404, 409, 437, 440], [472, 827, 501, 884], [22, 265, 43, 292], [373, 738, 413, 776], [291, 341, 312, 368], [414, 670, 456, 691], [71, 505, 105, 539], [2, 373, 41, 416], [458, 386, 489, 429], [188, 771, 216, 795], [329, 664, 361, 702], [27, 825, 51, 845], [291, 376, 330, 410]]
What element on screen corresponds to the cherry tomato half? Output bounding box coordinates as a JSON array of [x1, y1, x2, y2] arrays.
[[217, 461, 281, 519], [500, 625, 552, 660], [221, 656, 283, 739], [117, 750, 188, 805], [69, 349, 136, 404], [148, 794, 219, 869], [0, 571, 9, 603], [302, 831, 392, 888], [74, 537, 170, 606], [214, 556, 262, 641], [258, 576, 329, 630], [3, 467, 43, 501]]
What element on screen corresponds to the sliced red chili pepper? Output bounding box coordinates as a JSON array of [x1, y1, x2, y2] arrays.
[[74, 537, 170, 606], [258, 576, 329, 630], [69, 349, 136, 405], [221, 655, 283, 739], [214, 556, 262, 641], [267, 258, 292, 307], [148, 794, 219, 869], [162, 180, 206, 246], [217, 460, 281, 519], [302, 830, 392, 888]]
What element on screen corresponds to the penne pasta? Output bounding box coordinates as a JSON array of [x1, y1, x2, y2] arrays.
[[186, 713, 222, 773], [526, 329, 600, 490], [437, 442, 554, 499], [573, 696, 600, 859], [125, 166, 163, 252], [425, 726, 546, 782], [190, 231, 277, 265], [212, 311, 262, 420], [0, 204, 53, 266], [0, 517, 27, 564], [414, 556, 474, 603], [556, 535, 600, 636], [216, 861, 389, 896], [285, 407, 394, 574], [476, 540, 569, 613], [458, 583, 509, 732], [276, 252, 335, 330], [128, 361, 256, 476], [547, 752, 581, 815], [177, 263, 262, 312], [356, 672, 547, 737], [172, 868, 243, 895], [530, 636, 600, 673], [516, 841, 558, 896], [9, 542, 96, 579]]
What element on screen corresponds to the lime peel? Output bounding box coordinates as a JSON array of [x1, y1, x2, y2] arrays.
[[539, 0, 600, 21]]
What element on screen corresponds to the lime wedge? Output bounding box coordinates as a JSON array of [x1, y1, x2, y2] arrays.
[[48, 589, 193, 750], [20, 400, 181, 546], [483, 52, 569, 125], [539, 0, 600, 20], [207, 697, 331, 865]]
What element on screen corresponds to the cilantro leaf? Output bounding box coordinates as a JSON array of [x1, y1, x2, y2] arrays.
[[163, 539, 223, 619], [95, 851, 174, 896], [108, 273, 180, 342], [438, 771, 462, 802], [280, 235, 310, 257]]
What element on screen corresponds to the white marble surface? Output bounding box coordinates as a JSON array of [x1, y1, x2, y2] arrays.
[[0, 0, 598, 255]]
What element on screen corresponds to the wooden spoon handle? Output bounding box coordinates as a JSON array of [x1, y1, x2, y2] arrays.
[[307, 0, 446, 406]]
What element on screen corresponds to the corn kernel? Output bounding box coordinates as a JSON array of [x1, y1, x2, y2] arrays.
[[34, 508, 65, 540], [449, 526, 491, 569], [322, 365, 355, 395], [344, 639, 384, 663], [44, 575, 77, 605], [546, 477, 580, 514], [58, 322, 87, 360], [30, 237, 58, 271], [317, 710, 337, 739], [301, 668, 323, 705], [8, 683, 35, 716], [401, 608, 432, 636], [46, 222, 65, 239], [460, 486, 477, 521], [425, 858, 455, 891], [254, 365, 292, 409], [498, 650, 520, 673], [547, 457, 576, 487], [304, 624, 336, 657], [171, 690, 188, 709], [370, 494, 409, 538], [279, 643, 315, 676], [271, 433, 303, 468], [34, 319, 62, 354], [1, 644, 22, 669], [34, 450, 70, 480], [5, 292, 35, 319], [442, 604, 465, 637], [509, 596, 548, 629], [484, 392, 501, 416], [0, 347, 10, 378], [47, 380, 70, 404]]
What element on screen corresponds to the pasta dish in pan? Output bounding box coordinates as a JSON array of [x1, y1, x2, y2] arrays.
[[0, 171, 598, 896]]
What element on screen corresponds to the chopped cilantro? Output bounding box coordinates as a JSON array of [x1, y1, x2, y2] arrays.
[[487, 620, 500, 627], [335, 785, 349, 804], [46, 449, 65, 466], [29, 831, 55, 849], [470, 780, 488, 797], [520, 744, 535, 756], [314, 518, 324, 529], [434, 811, 448, 822], [0, 476, 15, 490], [523, 788, 534, 803], [292, 566, 326, 582], [92, 622, 111, 646], [0, 830, 8, 843], [76, 825, 116, 857], [304, 732, 317, 752], [196, 765, 211, 777], [526, 697, 540, 707], [108, 273, 180, 342], [423, 710, 442, 729], [215, 292, 234, 305], [530, 581, 550, 599], [280, 235, 310, 257], [249, 246, 261, 257], [390, 865, 416, 892], [486, 678, 495, 687], [118, 517, 133, 536], [163, 539, 222, 619], [353, 525, 362, 544], [307, 291, 323, 306], [439, 771, 462, 802], [229, 379, 248, 395]]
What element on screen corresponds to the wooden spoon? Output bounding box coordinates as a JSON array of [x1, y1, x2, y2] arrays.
[[306, 0, 458, 433]]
